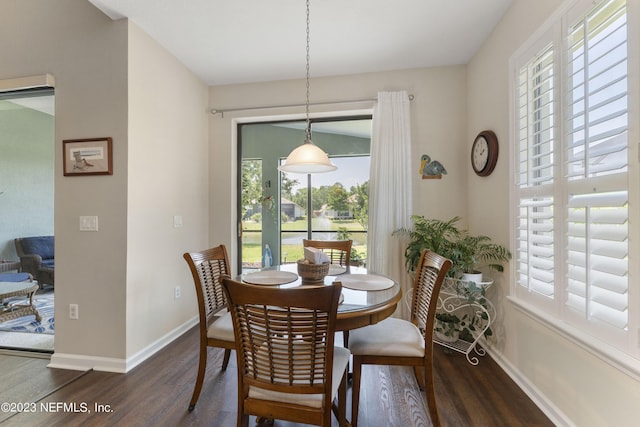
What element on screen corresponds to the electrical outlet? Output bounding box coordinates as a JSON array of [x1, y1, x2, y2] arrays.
[[174, 286, 181, 299], [69, 304, 79, 319]]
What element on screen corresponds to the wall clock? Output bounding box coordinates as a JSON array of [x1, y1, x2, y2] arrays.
[[471, 130, 499, 177]]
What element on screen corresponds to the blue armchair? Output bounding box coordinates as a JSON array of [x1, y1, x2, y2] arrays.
[[14, 236, 54, 289]]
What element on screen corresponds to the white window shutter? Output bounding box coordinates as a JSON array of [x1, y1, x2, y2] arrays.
[[517, 197, 555, 298], [513, 0, 631, 351], [566, 191, 628, 331], [566, 0, 628, 180], [518, 44, 555, 187]]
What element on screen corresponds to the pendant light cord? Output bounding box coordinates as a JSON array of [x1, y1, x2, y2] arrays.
[[305, 0, 311, 143], [277, 0, 337, 174]]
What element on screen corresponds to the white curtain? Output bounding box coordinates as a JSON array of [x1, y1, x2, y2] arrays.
[[368, 91, 413, 319]]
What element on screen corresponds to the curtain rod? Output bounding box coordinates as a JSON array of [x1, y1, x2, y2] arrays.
[[210, 94, 414, 117]]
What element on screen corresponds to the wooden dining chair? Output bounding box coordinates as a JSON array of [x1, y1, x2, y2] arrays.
[[303, 239, 353, 348], [303, 239, 352, 266], [221, 276, 349, 427], [183, 245, 235, 411], [348, 249, 452, 427]]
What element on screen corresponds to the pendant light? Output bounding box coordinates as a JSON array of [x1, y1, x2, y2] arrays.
[[278, 0, 337, 174]]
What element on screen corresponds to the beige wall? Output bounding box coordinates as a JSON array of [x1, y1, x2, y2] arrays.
[[1, 0, 208, 372], [209, 66, 469, 265], [126, 22, 209, 359], [468, 0, 640, 425], [1, 0, 129, 365]]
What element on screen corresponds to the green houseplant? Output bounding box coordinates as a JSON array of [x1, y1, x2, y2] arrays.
[[394, 215, 511, 341], [434, 312, 460, 342], [395, 215, 511, 280], [449, 233, 512, 282], [395, 215, 462, 275], [456, 280, 492, 341]]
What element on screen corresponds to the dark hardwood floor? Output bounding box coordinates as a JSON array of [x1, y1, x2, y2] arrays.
[[1, 328, 552, 426], [0, 353, 87, 424]]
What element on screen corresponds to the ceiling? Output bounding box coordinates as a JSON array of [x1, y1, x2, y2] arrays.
[[88, 0, 513, 86]]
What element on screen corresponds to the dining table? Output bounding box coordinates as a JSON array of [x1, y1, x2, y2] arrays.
[[238, 263, 402, 332]]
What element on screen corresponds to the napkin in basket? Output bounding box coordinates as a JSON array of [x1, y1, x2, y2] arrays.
[[304, 247, 330, 264]]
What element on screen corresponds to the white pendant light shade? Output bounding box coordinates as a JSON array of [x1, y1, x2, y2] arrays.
[[279, 0, 337, 175], [278, 141, 337, 174]]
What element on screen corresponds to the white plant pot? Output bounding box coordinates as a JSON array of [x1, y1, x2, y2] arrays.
[[462, 272, 483, 284]]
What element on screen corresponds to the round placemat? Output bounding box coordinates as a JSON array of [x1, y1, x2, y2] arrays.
[[339, 274, 394, 291], [328, 264, 347, 276], [242, 270, 298, 285]]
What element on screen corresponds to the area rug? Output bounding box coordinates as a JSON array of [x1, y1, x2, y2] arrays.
[[0, 332, 54, 352], [0, 290, 54, 335]]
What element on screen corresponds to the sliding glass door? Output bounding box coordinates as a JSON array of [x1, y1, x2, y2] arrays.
[[0, 86, 55, 352], [238, 117, 371, 273], [279, 156, 369, 267]]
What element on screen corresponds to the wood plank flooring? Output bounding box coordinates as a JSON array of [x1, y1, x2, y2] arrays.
[[1, 327, 553, 426], [0, 354, 87, 424]]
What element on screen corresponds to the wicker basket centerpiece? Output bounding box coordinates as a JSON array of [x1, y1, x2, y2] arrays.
[[297, 259, 330, 284]]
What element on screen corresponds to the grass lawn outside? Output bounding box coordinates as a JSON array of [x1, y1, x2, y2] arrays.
[[242, 218, 367, 267], [243, 218, 365, 232]]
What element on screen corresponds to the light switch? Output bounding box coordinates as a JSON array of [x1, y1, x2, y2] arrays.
[[173, 215, 183, 228], [80, 216, 98, 231]]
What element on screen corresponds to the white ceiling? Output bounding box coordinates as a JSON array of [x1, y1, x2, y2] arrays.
[[88, 0, 513, 86]]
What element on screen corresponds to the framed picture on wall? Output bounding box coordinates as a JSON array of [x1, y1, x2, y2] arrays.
[[63, 137, 113, 176]]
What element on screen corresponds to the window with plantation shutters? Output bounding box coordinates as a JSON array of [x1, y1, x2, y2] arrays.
[[517, 197, 555, 300], [566, 191, 628, 334], [516, 42, 556, 307], [517, 44, 555, 188], [511, 0, 634, 355]]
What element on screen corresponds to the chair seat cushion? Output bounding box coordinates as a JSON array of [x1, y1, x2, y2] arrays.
[[348, 317, 425, 357], [207, 311, 234, 342], [248, 345, 350, 408], [0, 273, 32, 282]]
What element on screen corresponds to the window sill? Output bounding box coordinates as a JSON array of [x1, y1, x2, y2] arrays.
[[507, 296, 640, 382]]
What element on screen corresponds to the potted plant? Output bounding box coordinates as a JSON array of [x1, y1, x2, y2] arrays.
[[449, 233, 512, 283], [394, 215, 511, 341], [457, 280, 492, 340], [394, 215, 511, 281], [434, 312, 460, 343], [394, 215, 462, 274]]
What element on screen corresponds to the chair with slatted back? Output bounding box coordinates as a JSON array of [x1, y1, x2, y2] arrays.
[[303, 239, 353, 349], [348, 249, 452, 427], [183, 245, 235, 411], [222, 276, 349, 427], [303, 239, 352, 266]]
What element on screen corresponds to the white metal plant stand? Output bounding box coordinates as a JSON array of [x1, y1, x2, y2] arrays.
[[435, 278, 496, 365]]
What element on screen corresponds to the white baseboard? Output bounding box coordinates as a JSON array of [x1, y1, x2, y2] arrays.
[[48, 352, 125, 373], [124, 315, 199, 372], [486, 346, 574, 427], [48, 315, 198, 373]]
